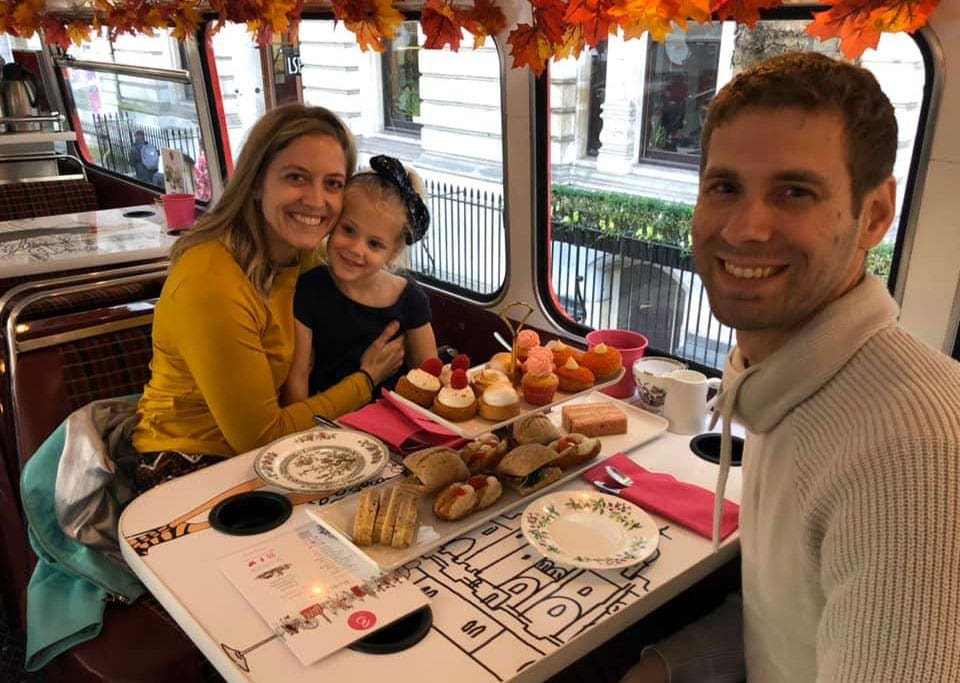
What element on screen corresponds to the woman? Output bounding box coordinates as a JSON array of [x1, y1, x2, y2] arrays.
[[132, 105, 404, 492]]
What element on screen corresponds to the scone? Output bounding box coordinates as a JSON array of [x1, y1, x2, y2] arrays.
[[432, 369, 478, 421], [580, 342, 623, 381], [556, 357, 595, 392], [395, 361, 442, 407], [479, 382, 521, 421], [512, 413, 561, 445]]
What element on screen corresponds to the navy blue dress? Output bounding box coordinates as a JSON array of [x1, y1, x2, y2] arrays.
[[293, 266, 431, 394]]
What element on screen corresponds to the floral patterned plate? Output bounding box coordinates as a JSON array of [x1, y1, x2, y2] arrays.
[[521, 491, 659, 569], [253, 428, 389, 493]]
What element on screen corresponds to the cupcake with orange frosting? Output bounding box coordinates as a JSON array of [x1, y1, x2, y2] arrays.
[[521, 352, 559, 405], [556, 357, 595, 392], [515, 329, 541, 362], [579, 342, 623, 381]]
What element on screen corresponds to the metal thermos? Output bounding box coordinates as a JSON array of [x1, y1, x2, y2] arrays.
[[0, 63, 41, 132]]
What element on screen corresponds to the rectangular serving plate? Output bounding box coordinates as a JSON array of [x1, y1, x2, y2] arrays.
[[385, 368, 624, 439], [307, 392, 669, 570]]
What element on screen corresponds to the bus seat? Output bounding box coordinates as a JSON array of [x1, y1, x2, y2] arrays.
[[0, 179, 98, 221], [0, 267, 211, 683]]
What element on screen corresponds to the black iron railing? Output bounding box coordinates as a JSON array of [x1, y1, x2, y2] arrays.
[[91, 112, 202, 181], [406, 181, 733, 368]]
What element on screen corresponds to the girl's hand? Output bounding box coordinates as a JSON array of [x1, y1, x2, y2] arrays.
[[360, 320, 405, 385]]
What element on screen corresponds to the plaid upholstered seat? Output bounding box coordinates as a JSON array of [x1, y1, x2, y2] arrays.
[[0, 180, 98, 221]]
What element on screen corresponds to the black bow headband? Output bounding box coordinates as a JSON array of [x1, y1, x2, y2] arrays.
[[369, 155, 430, 245]]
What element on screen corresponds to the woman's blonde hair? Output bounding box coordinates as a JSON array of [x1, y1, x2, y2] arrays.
[[171, 104, 356, 295]]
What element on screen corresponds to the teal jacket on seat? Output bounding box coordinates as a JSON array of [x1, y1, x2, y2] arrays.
[[20, 407, 145, 671]]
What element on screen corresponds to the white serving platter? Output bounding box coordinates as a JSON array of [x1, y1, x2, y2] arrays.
[[385, 368, 624, 439], [307, 393, 668, 569]]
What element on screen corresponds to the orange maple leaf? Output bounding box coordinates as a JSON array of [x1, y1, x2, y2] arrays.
[[457, 0, 507, 49], [506, 22, 553, 75], [170, 3, 203, 41], [713, 0, 782, 28], [564, 0, 617, 46], [67, 19, 94, 47], [422, 0, 463, 51], [552, 24, 587, 61], [806, 7, 880, 58], [11, 0, 44, 38], [609, 0, 681, 42]]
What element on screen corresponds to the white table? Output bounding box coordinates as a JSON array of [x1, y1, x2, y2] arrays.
[[119, 420, 742, 683], [0, 204, 177, 278]]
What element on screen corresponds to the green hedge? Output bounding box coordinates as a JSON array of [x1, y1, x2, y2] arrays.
[[551, 184, 894, 280], [552, 185, 694, 248]]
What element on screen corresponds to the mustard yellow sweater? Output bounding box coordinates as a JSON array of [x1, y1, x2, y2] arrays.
[[133, 240, 371, 457]]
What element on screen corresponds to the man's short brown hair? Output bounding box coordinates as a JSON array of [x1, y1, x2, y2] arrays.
[[700, 52, 897, 214]]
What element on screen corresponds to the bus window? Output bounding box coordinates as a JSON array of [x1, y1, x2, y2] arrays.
[[57, 30, 214, 200], [299, 18, 507, 300], [208, 23, 267, 166], [544, 20, 928, 369]]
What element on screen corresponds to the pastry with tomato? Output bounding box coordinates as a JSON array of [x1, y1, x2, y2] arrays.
[[548, 433, 602, 469], [496, 443, 563, 495], [432, 475, 503, 521], [460, 433, 508, 473]]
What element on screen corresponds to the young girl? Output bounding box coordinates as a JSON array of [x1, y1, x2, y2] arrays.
[[283, 155, 437, 402]]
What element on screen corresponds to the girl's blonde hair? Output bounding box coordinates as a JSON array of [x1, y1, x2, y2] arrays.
[[343, 161, 428, 252], [171, 104, 356, 295]]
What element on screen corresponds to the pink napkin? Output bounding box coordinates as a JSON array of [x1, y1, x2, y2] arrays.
[[582, 453, 739, 541], [338, 390, 466, 454]]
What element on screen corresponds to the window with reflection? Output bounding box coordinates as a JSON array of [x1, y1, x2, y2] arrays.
[[382, 21, 422, 134], [641, 25, 721, 166], [60, 31, 212, 198], [299, 18, 507, 299], [546, 20, 928, 369]]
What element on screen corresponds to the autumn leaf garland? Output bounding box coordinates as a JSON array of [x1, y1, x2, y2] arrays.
[[0, 0, 943, 75]]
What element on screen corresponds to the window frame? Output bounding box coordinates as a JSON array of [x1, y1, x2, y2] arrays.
[[536, 7, 941, 373]]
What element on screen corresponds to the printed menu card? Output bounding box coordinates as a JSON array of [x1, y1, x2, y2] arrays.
[[218, 523, 429, 666]]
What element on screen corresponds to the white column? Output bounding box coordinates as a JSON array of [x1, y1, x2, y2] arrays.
[[596, 35, 647, 175]]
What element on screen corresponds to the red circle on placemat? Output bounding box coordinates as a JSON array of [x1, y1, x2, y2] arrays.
[[348, 611, 377, 631]]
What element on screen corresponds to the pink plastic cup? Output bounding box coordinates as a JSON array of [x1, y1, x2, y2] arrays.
[[585, 329, 649, 398], [161, 193, 196, 231]]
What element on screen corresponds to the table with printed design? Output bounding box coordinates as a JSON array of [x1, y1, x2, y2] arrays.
[[0, 204, 177, 278], [119, 402, 743, 683]]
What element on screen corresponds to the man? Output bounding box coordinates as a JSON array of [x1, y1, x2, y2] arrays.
[[128, 130, 159, 182], [623, 52, 960, 682]]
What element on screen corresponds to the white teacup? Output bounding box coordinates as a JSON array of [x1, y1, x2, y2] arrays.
[[633, 356, 687, 415]]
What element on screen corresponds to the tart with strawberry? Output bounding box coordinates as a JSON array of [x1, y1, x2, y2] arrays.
[[395, 357, 442, 407], [432, 369, 478, 421], [439, 353, 472, 386]]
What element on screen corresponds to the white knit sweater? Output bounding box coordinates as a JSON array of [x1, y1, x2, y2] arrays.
[[658, 276, 960, 682]]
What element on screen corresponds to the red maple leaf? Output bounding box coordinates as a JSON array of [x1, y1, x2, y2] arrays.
[[422, 0, 462, 50], [806, 0, 940, 58], [40, 17, 70, 51], [531, 0, 568, 44], [806, 7, 881, 58], [506, 22, 553, 75], [457, 0, 507, 48], [712, 0, 782, 28]]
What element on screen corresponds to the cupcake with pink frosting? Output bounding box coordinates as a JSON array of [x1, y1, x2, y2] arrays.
[[521, 350, 559, 405], [515, 329, 541, 362]]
